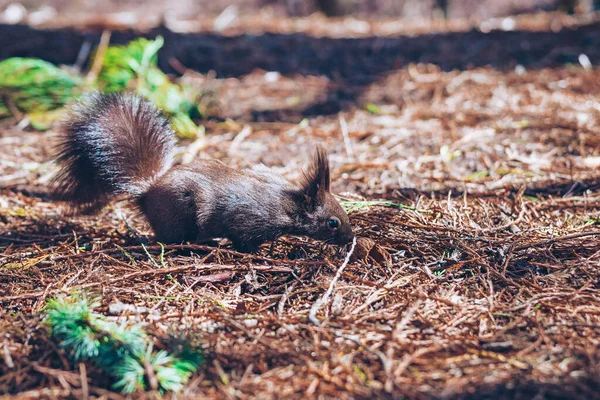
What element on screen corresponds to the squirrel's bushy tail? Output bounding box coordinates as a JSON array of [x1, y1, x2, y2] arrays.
[[53, 92, 176, 212]]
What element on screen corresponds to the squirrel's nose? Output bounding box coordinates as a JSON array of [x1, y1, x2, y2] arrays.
[[335, 226, 354, 245]]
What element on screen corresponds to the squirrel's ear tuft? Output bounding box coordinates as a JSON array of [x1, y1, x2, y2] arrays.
[[299, 146, 330, 199]]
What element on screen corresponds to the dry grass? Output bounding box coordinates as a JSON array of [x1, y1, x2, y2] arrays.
[[2, 13, 600, 400]]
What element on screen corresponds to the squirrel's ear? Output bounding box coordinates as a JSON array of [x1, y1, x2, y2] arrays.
[[299, 146, 330, 199]]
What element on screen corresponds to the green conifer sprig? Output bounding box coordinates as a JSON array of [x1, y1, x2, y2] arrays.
[[44, 292, 203, 393]]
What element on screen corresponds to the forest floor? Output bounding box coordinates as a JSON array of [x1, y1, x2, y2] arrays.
[[1, 9, 600, 400]]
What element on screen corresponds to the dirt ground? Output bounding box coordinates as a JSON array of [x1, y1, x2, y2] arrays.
[[1, 7, 600, 400]]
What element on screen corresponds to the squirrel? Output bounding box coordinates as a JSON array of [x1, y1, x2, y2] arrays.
[[53, 92, 354, 253]]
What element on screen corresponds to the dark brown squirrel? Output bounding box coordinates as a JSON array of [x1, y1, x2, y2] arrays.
[[53, 92, 354, 252]]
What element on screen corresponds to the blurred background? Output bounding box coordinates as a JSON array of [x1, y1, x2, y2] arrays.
[[1, 0, 599, 25]]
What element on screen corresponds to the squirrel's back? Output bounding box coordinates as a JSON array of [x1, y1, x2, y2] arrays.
[[54, 92, 176, 211]]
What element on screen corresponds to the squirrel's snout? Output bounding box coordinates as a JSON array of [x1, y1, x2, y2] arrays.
[[335, 226, 355, 245]]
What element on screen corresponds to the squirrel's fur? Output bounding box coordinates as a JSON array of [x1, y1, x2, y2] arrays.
[[54, 92, 175, 211], [53, 92, 353, 252]]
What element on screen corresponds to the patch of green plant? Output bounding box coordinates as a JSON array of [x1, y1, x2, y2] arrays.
[[44, 291, 203, 393], [0, 58, 82, 120], [341, 200, 432, 214], [353, 364, 368, 383], [433, 269, 446, 277], [0, 37, 204, 138], [463, 170, 489, 181], [298, 118, 310, 127], [440, 144, 461, 163], [96, 36, 163, 93], [364, 103, 381, 114]]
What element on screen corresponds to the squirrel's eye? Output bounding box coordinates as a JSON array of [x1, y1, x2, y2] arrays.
[[327, 217, 340, 229]]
